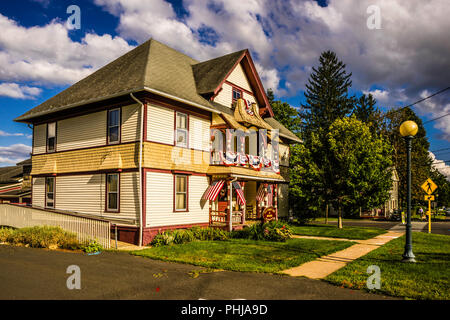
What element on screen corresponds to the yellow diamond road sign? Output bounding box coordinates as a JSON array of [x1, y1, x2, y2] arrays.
[[421, 178, 437, 195]]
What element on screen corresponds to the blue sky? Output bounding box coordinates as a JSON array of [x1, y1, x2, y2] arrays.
[[0, 0, 449, 177]]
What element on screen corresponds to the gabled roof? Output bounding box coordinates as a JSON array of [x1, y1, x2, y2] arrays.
[[193, 50, 246, 95], [16, 39, 212, 122]]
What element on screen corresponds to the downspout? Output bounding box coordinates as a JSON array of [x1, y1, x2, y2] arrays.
[[130, 93, 144, 247]]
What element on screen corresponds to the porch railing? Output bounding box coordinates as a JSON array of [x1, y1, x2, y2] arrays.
[[209, 210, 243, 225], [0, 204, 111, 249]]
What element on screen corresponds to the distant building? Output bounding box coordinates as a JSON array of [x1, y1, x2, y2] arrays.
[[0, 159, 32, 204], [361, 167, 399, 218]]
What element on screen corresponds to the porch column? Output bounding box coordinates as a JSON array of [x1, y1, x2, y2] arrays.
[[228, 180, 233, 232], [256, 182, 260, 219], [274, 184, 278, 220], [242, 182, 246, 225]]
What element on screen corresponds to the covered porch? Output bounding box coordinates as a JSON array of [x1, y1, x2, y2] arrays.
[[204, 174, 284, 231]]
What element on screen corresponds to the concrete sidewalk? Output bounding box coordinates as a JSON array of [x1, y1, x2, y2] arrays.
[[283, 231, 404, 279]]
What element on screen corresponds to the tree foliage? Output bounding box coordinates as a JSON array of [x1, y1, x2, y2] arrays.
[[383, 107, 433, 206], [300, 50, 355, 138], [327, 117, 393, 215], [267, 88, 301, 136]]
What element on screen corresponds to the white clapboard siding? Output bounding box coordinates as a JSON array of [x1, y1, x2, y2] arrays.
[[57, 111, 106, 151], [118, 172, 140, 221], [33, 124, 47, 155], [55, 174, 104, 215], [189, 115, 210, 151], [147, 104, 174, 144], [46, 172, 140, 222], [121, 104, 141, 143], [227, 63, 252, 92], [32, 177, 45, 207], [146, 172, 209, 227], [214, 83, 233, 108]]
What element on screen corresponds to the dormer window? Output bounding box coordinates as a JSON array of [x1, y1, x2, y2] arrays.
[[232, 87, 242, 101], [108, 108, 120, 144], [47, 122, 56, 153]]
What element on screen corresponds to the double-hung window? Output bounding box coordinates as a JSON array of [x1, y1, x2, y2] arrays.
[[45, 177, 55, 208], [174, 175, 188, 211], [108, 108, 120, 144], [232, 87, 242, 101], [47, 122, 56, 153], [106, 173, 119, 212], [175, 112, 188, 147]]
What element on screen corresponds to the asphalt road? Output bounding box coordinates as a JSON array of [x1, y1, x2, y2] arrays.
[[0, 244, 395, 300], [317, 219, 450, 236]]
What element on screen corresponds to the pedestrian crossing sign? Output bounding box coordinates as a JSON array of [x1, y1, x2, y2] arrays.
[[421, 178, 437, 195]]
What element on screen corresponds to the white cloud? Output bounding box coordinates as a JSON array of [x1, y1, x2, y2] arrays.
[[0, 82, 41, 99], [429, 152, 450, 181], [0, 144, 31, 165], [93, 0, 282, 93], [0, 130, 25, 137], [0, 14, 134, 86]]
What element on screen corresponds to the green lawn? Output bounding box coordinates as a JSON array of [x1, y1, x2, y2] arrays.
[[325, 232, 450, 300], [131, 238, 354, 273], [290, 224, 387, 240]]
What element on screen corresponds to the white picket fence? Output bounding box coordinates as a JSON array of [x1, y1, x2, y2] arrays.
[[0, 204, 111, 249]]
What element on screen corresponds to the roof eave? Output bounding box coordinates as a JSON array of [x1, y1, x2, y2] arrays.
[[15, 86, 220, 123]]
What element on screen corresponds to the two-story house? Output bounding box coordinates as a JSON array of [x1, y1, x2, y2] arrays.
[[15, 39, 301, 245]]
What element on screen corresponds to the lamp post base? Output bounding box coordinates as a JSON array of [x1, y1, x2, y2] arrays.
[[402, 252, 416, 263]]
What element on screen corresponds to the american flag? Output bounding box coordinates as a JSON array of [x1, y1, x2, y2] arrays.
[[267, 184, 273, 207], [256, 183, 266, 202], [232, 181, 246, 206], [202, 180, 225, 201]]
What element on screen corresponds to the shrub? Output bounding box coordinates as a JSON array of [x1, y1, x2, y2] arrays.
[[0, 227, 15, 242], [150, 227, 229, 246], [0, 225, 81, 249], [82, 240, 103, 253], [231, 221, 292, 242]]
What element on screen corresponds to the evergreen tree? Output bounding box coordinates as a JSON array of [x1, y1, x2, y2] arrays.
[[353, 93, 377, 122], [293, 51, 356, 222], [301, 50, 355, 138]]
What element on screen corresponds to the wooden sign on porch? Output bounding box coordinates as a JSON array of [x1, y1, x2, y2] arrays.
[[263, 207, 276, 222]]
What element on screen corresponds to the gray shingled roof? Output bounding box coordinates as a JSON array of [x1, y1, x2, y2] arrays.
[[15, 39, 300, 142], [265, 117, 302, 143], [193, 50, 246, 95]]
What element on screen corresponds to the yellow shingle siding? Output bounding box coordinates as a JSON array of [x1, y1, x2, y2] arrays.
[[31, 143, 140, 175], [143, 142, 210, 173]]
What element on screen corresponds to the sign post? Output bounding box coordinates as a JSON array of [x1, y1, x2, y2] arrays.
[[421, 179, 438, 234]]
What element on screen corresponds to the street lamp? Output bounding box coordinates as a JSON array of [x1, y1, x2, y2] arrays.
[[399, 120, 418, 263]]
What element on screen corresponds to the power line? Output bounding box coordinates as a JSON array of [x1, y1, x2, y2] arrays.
[[387, 86, 450, 115], [423, 112, 450, 124], [430, 147, 450, 153]]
